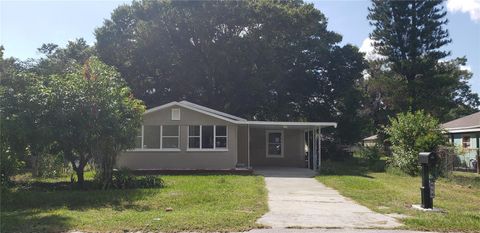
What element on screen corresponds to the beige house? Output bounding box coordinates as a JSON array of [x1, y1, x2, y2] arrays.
[[117, 101, 336, 171]]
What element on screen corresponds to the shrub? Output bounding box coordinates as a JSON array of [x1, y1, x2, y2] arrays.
[[356, 146, 385, 172], [1, 149, 24, 186], [384, 111, 446, 176], [112, 168, 136, 189], [37, 153, 69, 178], [357, 146, 381, 162], [111, 168, 164, 189]]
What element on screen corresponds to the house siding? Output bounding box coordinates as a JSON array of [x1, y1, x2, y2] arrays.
[[451, 132, 479, 169], [117, 105, 238, 170], [237, 125, 249, 167], [249, 128, 305, 167]]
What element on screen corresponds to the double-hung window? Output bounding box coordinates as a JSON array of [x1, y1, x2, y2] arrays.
[[162, 125, 180, 149], [188, 125, 228, 150], [143, 125, 161, 149], [135, 125, 179, 150]]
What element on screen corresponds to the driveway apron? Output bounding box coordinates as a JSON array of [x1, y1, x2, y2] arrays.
[[254, 167, 402, 229]]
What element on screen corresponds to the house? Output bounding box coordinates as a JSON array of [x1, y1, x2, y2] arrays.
[[442, 111, 480, 170], [117, 101, 336, 171], [362, 134, 378, 147]]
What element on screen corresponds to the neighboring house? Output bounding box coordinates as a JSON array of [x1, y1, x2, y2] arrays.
[[117, 101, 336, 171], [363, 135, 378, 147], [442, 112, 480, 169]]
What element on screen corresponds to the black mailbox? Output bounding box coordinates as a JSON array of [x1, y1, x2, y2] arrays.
[[419, 151, 437, 209], [419, 152, 436, 164]]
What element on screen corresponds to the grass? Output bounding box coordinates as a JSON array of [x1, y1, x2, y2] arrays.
[[316, 158, 480, 232], [1, 173, 268, 233]]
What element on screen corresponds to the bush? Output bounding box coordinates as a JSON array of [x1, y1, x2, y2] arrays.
[[1, 150, 24, 186], [357, 146, 381, 162], [356, 146, 385, 172], [111, 168, 164, 189], [37, 153, 69, 178], [384, 111, 446, 176]]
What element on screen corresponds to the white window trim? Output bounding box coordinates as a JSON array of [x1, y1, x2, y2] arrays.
[[266, 130, 284, 158], [131, 125, 180, 152], [187, 125, 228, 151]]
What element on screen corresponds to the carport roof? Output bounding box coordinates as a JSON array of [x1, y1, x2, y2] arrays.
[[237, 121, 337, 129]]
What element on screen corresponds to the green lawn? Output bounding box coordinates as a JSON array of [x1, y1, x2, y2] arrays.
[[317, 159, 480, 232], [1, 174, 268, 233]]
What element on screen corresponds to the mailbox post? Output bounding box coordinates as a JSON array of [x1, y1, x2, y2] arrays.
[[419, 152, 436, 209]]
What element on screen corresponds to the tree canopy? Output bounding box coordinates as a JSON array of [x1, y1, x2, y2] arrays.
[[364, 0, 479, 130], [1, 49, 144, 186], [96, 0, 367, 144]]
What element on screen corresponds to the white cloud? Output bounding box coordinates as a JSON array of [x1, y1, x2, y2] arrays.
[[447, 0, 480, 23], [359, 38, 385, 61]]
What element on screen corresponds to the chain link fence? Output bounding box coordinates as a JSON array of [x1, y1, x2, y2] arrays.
[[437, 146, 479, 175]]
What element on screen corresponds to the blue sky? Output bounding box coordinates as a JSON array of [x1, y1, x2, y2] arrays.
[[1, 0, 479, 94]]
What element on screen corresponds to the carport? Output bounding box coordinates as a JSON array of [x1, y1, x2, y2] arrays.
[[237, 121, 336, 171]]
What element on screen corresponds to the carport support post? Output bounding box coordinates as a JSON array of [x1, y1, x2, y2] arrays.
[[318, 127, 321, 172], [313, 128, 316, 171], [247, 124, 251, 169]]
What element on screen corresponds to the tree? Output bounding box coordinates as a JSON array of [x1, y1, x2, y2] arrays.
[[0, 47, 52, 178], [95, 0, 366, 144], [34, 38, 95, 76], [45, 57, 144, 188], [365, 0, 479, 130], [384, 111, 445, 175], [368, 0, 450, 110]]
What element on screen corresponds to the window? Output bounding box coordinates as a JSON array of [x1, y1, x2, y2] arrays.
[[266, 130, 283, 157], [188, 125, 228, 150], [462, 136, 471, 148], [202, 125, 214, 148], [188, 126, 201, 148], [143, 125, 160, 149], [215, 126, 227, 148], [135, 128, 143, 149], [134, 125, 179, 150], [162, 125, 179, 149]]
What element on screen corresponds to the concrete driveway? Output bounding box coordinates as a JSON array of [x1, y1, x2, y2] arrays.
[[254, 167, 402, 229]]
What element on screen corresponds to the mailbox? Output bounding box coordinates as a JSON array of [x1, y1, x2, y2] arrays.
[[419, 151, 437, 209], [419, 152, 436, 165]]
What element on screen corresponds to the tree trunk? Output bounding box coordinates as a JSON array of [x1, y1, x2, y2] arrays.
[[30, 151, 39, 177], [76, 168, 85, 188], [71, 160, 86, 189], [406, 75, 416, 112]]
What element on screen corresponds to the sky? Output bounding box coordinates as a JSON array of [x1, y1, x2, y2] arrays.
[[1, 0, 479, 94]]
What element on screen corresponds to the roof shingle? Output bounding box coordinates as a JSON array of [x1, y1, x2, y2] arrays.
[[442, 111, 480, 129]]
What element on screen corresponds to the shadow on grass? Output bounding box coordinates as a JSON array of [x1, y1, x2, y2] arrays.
[[320, 157, 386, 178], [1, 210, 73, 233], [1, 184, 158, 212]]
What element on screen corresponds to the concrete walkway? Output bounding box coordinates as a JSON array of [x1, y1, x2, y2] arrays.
[[254, 167, 402, 229], [246, 229, 431, 233]]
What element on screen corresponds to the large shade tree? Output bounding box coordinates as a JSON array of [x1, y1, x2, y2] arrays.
[[96, 0, 366, 144]]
